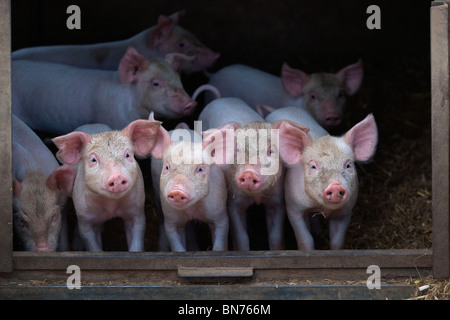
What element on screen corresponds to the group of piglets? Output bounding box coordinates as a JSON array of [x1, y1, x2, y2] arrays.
[[11, 10, 377, 253]]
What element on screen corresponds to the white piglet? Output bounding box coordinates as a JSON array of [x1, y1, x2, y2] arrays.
[[150, 119, 229, 252], [199, 98, 309, 251], [265, 106, 378, 250], [13, 47, 197, 134], [52, 119, 161, 251]]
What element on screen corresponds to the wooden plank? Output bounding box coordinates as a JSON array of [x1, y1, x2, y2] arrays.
[[431, 1, 450, 278], [0, 284, 416, 300], [12, 249, 432, 270], [0, 0, 12, 273]]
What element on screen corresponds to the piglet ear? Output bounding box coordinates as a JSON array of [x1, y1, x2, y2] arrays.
[[165, 53, 196, 72], [149, 14, 176, 48], [149, 124, 172, 160], [52, 131, 90, 166], [273, 120, 311, 166], [168, 10, 185, 24], [46, 165, 77, 196], [202, 122, 240, 166], [343, 113, 378, 162], [118, 47, 149, 83], [123, 119, 162, 157], [281, 63, 310, 98], [336, 59, 363, 96]]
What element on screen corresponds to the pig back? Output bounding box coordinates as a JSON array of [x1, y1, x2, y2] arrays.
[[199, 97, 264, 130], [207, 64, 297, 108], [12, 115, 59, 181], [265, 106, 329, 139]]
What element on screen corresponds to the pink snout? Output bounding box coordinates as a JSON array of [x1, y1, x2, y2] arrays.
[[237, 171, 262, 191], [323, 183, 347, 203], [324, 112, 342, 128], [106, 174, 130, 193], [35, 241, 51, 252], [182, 100, 198, 115], [167, 190, 190, 207]]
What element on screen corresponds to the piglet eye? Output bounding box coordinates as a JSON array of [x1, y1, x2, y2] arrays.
[[90, 154, 98, 164], [196, 165, 206, 173], [310, 93, 316, 100], [163, 163, 171, 173], [178, 41, 186, 48], [309, 161, 318, 170], [345, 160, 354, 170]]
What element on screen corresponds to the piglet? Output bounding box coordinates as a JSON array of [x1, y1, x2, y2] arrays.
[[207, 60, 363, 129], [150, 118, 229, 252], [13, 47, 197, 134], [12, 11, 220, 74], [265, 106, 378, 250], [12, 115, 74, 251], [52, 119, 161, 251], [199, 98, 309, 251]]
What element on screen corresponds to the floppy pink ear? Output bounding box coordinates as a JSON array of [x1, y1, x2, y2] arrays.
[[52, 131, 91, 166], [273, 120, 311, 165], [148, 14, 176, 48], [118, 47, 149, 83], [123, 119, 162, 157], [202, 122, 240, 166], [336, 59, 364, 96], [281, 63, 310, 97], [46, 165, 77, 196], [343, 113, 378, 162]]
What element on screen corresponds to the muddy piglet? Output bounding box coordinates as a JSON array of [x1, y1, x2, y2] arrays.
[[53, 119, 161, 251], [12, 115, 75, 251], [266, 106, 378, 250], [150, 119, 229, 252]]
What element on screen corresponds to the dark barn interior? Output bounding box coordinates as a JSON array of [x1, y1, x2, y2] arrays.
[[10, 0, 432, 251]]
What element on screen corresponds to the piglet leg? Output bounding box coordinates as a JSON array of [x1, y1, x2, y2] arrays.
[[228, 204, 250, 251], [124, 214, 146, 252], [78, 220, 103, 252], [265, 205, 286, 250], [328, 213, 352, 250], [287, 209, 315, 250], [165, 221, 187, 252], [209, 212, 229, 251]]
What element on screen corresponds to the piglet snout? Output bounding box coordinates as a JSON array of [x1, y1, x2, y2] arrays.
[[237, 171, 262, 191], [106, 174, 130, 193], [182, 100, 198, 115], [167, 190, 190, 207], [323, 183, 347, 203], [324, 112, 341, 127], [35, 241, 52, 252]]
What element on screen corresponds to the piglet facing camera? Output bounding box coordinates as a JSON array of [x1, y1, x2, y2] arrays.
[[52, 119, 161, 252], [267, 107, 377, 250]]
